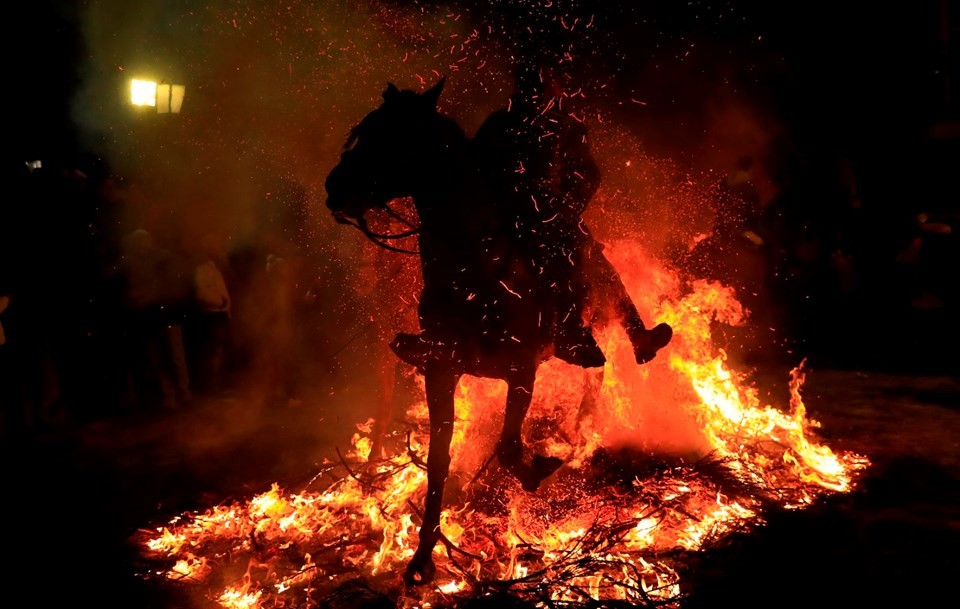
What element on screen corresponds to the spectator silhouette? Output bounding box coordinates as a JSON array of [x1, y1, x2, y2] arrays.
[[758, 154, 870, 356], [677, 155, 765, 291], [0, 158, 31, 433], [88, 172, 140, 417], [0, 294, 8, 346], [119, 228, 192, 411], [8, 158, 100, 427], [0, 290, 13, 435], [186, 232, 232, 397], [261, 250, 299, 407], [229, 231, 302, 409]]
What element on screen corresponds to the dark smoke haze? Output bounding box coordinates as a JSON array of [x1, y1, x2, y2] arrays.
[[12, 0, 942, 467]]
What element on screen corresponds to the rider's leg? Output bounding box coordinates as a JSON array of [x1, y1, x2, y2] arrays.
[[552, 291, 606, 368], [546, 237, 606, 369], [584, 239, 673, 364]]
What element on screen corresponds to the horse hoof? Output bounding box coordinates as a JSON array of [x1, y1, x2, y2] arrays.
[[403, 549, 436, 586], [517, 455, 564, 492], [630, 323, 673, 365], [532, 454, 564, 477]]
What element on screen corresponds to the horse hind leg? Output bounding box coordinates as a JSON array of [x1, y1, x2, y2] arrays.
[[576, 366, 604, 426], [496, 370, 564, 492], [494, 372, 531, 467], [404, 369, 459, 586]]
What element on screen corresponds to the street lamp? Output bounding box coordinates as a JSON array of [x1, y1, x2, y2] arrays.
[[130, 78, 185, 113]]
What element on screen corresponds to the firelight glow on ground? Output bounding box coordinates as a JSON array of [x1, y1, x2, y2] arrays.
[[137, 241, 869, 609]]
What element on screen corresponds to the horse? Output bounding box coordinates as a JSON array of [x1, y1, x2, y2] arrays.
[[325, 78, 598, 584], [325, 78, 674, 585]]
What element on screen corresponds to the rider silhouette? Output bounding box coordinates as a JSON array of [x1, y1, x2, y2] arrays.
[[472, 61, 672, 367]]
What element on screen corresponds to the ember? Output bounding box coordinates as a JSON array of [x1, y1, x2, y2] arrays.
[[136, 241, 868, 608]]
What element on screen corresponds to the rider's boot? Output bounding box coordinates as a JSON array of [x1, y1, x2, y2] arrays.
[[390, 332, 453, 373]]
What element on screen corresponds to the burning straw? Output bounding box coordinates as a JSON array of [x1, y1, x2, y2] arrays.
[[135, 242, 869, 609]]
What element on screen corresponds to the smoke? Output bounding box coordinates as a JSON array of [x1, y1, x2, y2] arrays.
[[67, 0, 793, 466]]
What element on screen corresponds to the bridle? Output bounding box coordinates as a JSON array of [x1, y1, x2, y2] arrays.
[[335, 200, 421, 255]]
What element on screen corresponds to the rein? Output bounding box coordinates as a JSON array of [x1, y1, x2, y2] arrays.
[[341, 204, 421, 255]]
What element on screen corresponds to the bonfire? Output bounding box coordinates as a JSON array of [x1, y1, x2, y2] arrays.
[[135, 240, 869, 609]]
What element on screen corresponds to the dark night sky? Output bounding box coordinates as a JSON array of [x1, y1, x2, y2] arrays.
[[11, 1, 952, 156]]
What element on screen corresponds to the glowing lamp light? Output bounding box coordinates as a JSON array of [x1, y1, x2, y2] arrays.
[[130, 78, 186, 113], [130, 79, 157, 106]]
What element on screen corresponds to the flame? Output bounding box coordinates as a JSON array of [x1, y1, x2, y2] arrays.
[[137, 240, 868, 609]]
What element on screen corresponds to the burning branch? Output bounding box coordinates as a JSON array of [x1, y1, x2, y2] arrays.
[[135, 243, 869, 609]]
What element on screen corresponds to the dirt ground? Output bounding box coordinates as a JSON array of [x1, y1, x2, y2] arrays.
[[4, 360, 959, 609], [682, 366, 960, 609]]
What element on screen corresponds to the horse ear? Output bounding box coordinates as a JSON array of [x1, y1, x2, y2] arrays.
[[423, 76, 446, 107], [383, 82, 400, 100]]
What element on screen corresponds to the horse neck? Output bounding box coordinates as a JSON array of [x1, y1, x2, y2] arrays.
[[408, 117, 477, 229]]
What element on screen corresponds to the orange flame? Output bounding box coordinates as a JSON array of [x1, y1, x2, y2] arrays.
[[138, 240, 868, 609]]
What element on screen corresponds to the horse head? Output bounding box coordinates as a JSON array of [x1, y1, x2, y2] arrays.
[[325, 78, 447, 225]]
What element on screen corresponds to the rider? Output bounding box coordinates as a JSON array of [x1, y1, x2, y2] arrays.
[[472, 60, 672, 367]]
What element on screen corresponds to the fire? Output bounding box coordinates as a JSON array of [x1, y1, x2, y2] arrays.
[[136, 240, 868, 609]]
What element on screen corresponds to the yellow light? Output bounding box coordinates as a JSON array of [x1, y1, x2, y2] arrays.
[[157, 84, 170, 112], [170, 84, 185, 113], [157, 84, 187, 113], [131, 79, 158, 106]]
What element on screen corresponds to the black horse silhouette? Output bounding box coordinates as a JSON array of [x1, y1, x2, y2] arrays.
[[325, 79, 667, 585]]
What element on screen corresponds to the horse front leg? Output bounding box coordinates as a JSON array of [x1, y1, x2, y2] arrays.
[[404, 368, 459, 586], [497, 368, 563, 492]]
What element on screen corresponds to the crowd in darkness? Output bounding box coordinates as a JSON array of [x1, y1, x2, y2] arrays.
[[676, 145, 959, 371], [0, 154, 360, 435]]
